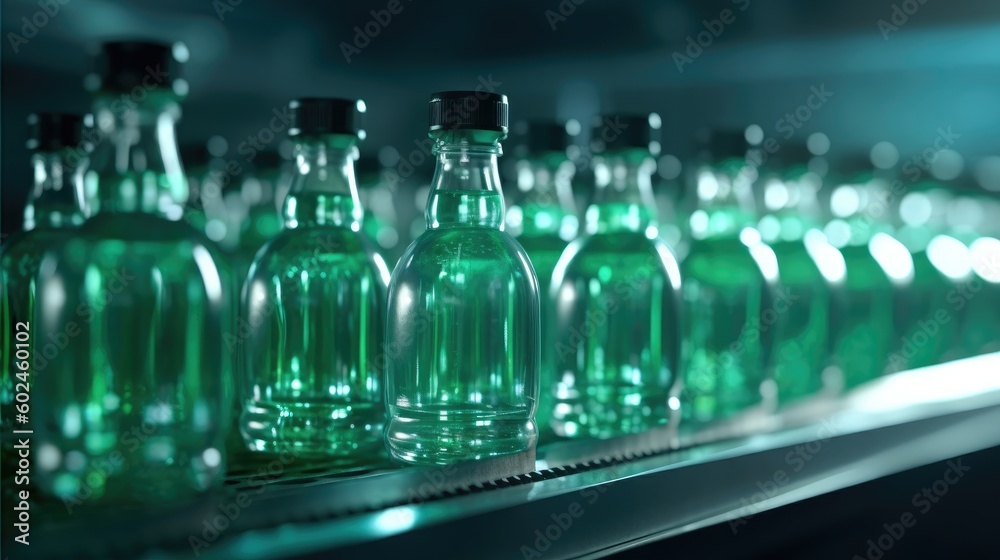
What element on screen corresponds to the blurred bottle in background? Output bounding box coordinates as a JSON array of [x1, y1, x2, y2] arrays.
[[356, 147, 402, 267], [181, 135, 232, 247], [752, 141, 831, 406], [506, 121, 579, 440], [33, 40, 231, 504], [887, 179, 964, 372], [550, 113, 682, 439], [566, 118, 597, 225], [939, 157, 1000, 360], [241, 151, 286, 250], [681, 129, 773, 424], [2, 112, 88, 480], [822, 146, 909, 391], [653, 152, 687, 260], [232, 150, 285, 285]]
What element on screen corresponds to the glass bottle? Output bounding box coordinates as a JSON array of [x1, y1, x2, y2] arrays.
[[31, 41, 231, 504], [385, 91, 540, 465], [653, 152, 687, 259], [888, 183, 965, 371], [681, 130, 773, 424], [550, 113, 683, 439], [959, 187, 1000, 356], [240, 98, 389, 466], [754, 144, 831, 405], [239, 151, 284, 256], [2, 113, 87, 480], [822, 162, 908, 390], [357, 153, 401, 266], [507, 121, 579, 439]]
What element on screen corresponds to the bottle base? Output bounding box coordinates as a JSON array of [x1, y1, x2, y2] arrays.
[[549, 388, 670, 439], [35, 435, 223, 506], [241, 400, 385, 465], [386, 410, 536, 466]]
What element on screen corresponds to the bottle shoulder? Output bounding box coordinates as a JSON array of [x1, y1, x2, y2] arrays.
[[764, 240, 828, 285], [516, 232, 571, 255], [682, 237, 767, 284], [393, 228, 535, 277], [553, 232, 682, 285], [1, 228, 78, 279], [251, 227, 390, 286], [32, 215, 230, 277], [835, 244, 897, 288]]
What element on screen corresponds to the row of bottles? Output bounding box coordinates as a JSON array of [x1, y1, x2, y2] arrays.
[[4, 39, 999, 509]]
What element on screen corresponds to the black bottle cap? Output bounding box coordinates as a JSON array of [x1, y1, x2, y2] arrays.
[[591, 113, 661, 154], [509, 120, 572, 158], [26, 112, 84, 152], [88, 40, 186, 94], [288, 98, 366, 139], [428, 91, 508, 134], [696, 128, 749, 161]]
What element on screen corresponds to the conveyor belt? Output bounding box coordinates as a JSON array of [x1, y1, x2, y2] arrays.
[[11, 353, 1000, 560]]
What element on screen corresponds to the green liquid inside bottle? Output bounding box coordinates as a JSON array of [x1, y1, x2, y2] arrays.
[[2, 148, 85, 481], [31, 93, 231, 504], [891, 231, 960, 370], [511, 154, 577, 438], [949, 194, 1000, 357], [385, 129, 539, 465], [756, 170, 830, 405], [823, 180, 900, 390], [241, 134, 389, 465], [682, 159, 768, 423], [550, 150, 682, 438]]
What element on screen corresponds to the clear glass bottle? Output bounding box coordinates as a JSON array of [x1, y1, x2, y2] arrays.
[[959, 187, 1000, 356], [31, 41, 231, 504], [385, 91, 539, 465], [357, 153, 401, 266], [889, 184, 964, 371], [550, 114, 682, 439], [681, 130, 772, 424], [240, 98, 390, 466], [822, 163, 907, 390], [2, 113, 87, 480], [238, 151, 284, 259], [754, 145, 830, 405], [653, 152, 688, 259], [507, 121, 578, 439]]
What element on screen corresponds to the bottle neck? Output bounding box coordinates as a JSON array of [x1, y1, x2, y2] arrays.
[[282, 135, 363, 229], [83, 93, 188, 219], [426, 130, 505, 230], [24, 150, 85, 230], [586, 150, 657, 235], [824, 180, 894, 246], [516, 153, 576, 237], [758, 169, 823, 243], [690, 157, 758, 240]]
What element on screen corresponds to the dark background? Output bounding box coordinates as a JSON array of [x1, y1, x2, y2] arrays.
[[4, 0, 1000, 235], [617, 445, 1000, 559]]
